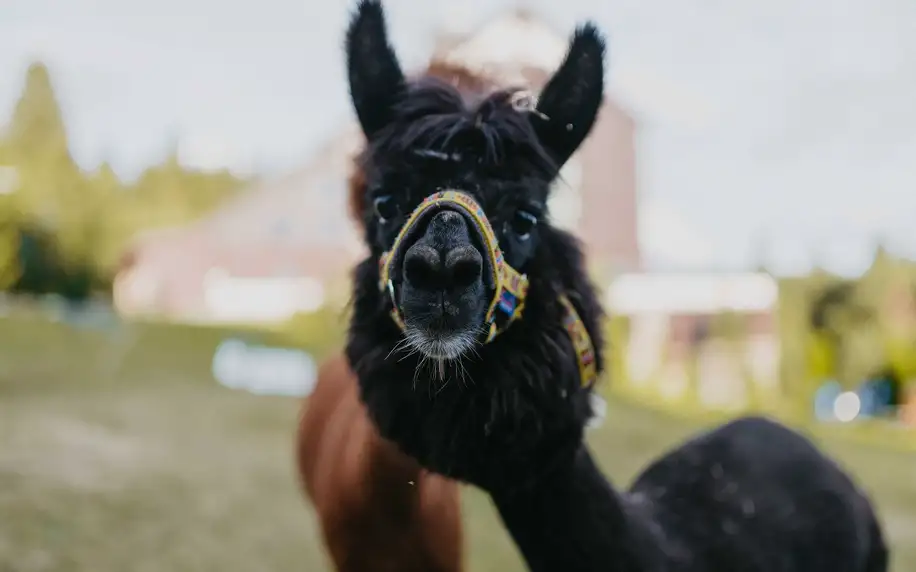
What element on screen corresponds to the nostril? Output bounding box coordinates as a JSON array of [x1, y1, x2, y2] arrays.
[[445, 246, 483, 290], [404, 245, 444, 291]]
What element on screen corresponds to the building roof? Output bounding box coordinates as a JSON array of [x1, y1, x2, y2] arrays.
[[429, 7, 709, 129], [433, 9, 572, 84]]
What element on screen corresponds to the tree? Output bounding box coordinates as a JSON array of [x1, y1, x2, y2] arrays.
[[5, 62, 73, 239], [0, 197, 22, 290], [6, 62, 71, 165], [79, 162, 125, 283], [1, 62, 95, 296]]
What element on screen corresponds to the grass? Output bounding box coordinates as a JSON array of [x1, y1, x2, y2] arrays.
[[0, 315, 914, 571]]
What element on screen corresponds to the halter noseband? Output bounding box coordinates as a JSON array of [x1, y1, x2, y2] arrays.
[[377, 189, 598, 388], [379, 190, 528, 342]]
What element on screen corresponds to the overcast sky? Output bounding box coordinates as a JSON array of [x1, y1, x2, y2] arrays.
[[2, 0, 914, 273]]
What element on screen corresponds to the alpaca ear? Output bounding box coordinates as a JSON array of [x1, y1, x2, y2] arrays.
[[532, 23, 606, 170], [345, 0, 407, 139]]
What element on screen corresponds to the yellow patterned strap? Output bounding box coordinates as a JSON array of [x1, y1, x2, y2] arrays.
[[378, 190, 529, 341], [558, 294, 599, 388], [376, 190, 596, 388]]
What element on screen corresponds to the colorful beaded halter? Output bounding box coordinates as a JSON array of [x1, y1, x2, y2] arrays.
[[378, 189, 598, 387]]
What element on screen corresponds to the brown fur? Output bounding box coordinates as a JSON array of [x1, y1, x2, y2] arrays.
[[296, 353, 463, 572]]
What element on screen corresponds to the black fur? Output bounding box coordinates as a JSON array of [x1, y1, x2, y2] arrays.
[[345, 0, 407, 139], [342, 2, 889, 571], [530, 22, 606, 169]]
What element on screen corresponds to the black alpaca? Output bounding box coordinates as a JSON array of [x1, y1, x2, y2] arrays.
[[342, 1, 889, 570]]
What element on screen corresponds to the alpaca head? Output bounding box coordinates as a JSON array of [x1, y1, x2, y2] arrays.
[[344, 0, 608, 490]]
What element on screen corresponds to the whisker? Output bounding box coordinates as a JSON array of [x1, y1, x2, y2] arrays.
[[385, 336, 413, 361], [413, 352, 428, 392], [456, 355, 471, 389]]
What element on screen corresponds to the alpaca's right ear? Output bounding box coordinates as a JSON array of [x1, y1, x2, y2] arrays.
[[345, 0, 407, 139]]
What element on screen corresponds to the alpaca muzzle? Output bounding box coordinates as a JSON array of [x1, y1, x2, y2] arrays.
[[378, 190, 529, 343]]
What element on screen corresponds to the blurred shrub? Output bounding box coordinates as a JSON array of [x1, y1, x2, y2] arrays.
[[281, 305, 349, 359], [887, 337, 916, 381], [0, 196, 22, 289]]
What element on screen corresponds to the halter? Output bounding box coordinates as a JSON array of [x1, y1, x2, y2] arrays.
[[377, 189, 598, 388]]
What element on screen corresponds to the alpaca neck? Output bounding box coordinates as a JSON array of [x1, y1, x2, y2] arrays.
[[489, 445, 655, 572]]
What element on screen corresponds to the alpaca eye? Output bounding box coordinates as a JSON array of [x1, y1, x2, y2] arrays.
[[373, 195, 400, 223], [510, 210, 538, 240]]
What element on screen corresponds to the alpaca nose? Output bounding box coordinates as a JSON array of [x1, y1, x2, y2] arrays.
[[403, 211, 482, 292], [403, 244, 482, 292]]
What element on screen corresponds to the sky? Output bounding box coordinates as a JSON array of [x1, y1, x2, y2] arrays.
[[1, 0, 915, 274]]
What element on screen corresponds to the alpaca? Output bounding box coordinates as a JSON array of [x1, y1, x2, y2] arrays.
[[296, 353, 462, 572], [295, 25, 514, 572], [340, 1, 889, 571]]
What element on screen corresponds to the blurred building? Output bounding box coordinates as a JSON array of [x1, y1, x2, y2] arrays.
[[113, 9, 640, 324], [606, 272, 781, 411], [113, 132, 364, 323]]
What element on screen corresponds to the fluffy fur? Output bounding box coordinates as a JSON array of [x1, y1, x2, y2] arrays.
[[341, 1, 889, 571], [296, 354, 463, 572]]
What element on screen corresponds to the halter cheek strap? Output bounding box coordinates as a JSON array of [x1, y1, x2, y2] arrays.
[[377, 189, 598, 388], [558, 294, 599, 388]]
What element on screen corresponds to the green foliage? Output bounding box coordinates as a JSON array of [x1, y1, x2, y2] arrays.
[[605, 314, 630, 391], [5, 64, 71, 163], [0, 61, 247, 298], [281, 307, 349, 359], [887, 337, 916, 380], [779, 251, 916, 402], [0, 197, 22, 289]]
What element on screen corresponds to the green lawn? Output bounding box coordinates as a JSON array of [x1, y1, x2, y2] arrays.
[[0, 315, 914, 571]]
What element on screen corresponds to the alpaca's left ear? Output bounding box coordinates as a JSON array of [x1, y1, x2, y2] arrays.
[[346, 0, 407, 139], [532, 22, 606, 170]]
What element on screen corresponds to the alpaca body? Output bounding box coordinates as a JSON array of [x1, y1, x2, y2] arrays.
[[337, 1, 889, 571], [492, 416, 888, 572], [296, 354, 463, 572], [348, 267, 888, 571]]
